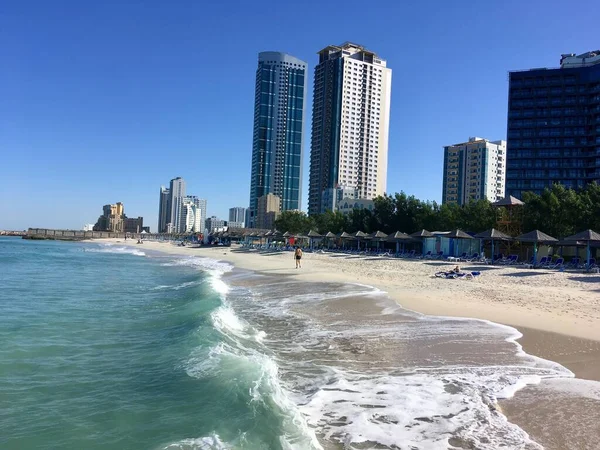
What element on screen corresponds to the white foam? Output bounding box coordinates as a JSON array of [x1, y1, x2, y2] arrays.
[[162, 433, 228, 450], [299, 370, 544, 449], [84, 246, 146, 257]]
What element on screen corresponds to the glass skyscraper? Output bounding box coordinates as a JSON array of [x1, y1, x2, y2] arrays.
[[506, 50, 600, 198], [248, 52, 307, 227]]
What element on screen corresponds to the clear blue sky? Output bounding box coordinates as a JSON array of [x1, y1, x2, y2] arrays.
[[1, 0, 597, 230]]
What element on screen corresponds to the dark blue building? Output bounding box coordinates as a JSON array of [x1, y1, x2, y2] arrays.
[[506, 51, 600, 199]]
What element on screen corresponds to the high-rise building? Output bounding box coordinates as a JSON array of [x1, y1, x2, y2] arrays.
[[229, 207, 246, 226], [442, 137, 507, 205], [256, 193, 281, 230], [308, 42, 392, 215], [158, 186, 171, 233], [248, 52, 308, 227], [182, 197, 202, 233], [506, 50, 600, 198], [169, 177, 186, 233]]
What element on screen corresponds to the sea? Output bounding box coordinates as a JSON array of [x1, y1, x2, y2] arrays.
[[1, 236, 599, 450]]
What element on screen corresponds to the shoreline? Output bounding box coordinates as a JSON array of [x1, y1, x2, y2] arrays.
[[89, 239, 600, 449], [96, 239, 600, 377]]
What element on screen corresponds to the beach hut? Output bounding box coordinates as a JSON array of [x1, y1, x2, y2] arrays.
[[563, 229, 600, 269], [410, 229, 434, 255], [444, 229, 475, 257], [339, 231, 353, 250], [515, 230, 558, 264], [474, 228, 512, 263], [387, 231, 413, 254]]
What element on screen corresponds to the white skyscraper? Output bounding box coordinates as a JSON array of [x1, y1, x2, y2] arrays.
[[182, 197, 202, 233], [442, 137, 507, 205], [169, 177, 186, 233], [309, 42, 392, 214]]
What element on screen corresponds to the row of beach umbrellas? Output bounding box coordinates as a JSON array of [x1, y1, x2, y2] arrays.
[[242, 227, 600, 266]]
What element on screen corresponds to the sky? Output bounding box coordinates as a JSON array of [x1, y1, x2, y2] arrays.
[[1, 0, 597, 231]]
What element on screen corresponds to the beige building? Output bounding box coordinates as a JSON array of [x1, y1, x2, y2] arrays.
[[93, 202, 125, 232], [309, 42, 392, 214], [442, 137, 506, 205], [256, 194, 281, 230]]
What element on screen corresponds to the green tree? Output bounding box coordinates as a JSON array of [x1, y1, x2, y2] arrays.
[[274, 210, 311, 234]]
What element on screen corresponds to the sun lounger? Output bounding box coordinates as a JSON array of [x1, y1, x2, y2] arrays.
[[435, 271, 481, 279], [534, 256, 548, 268], [549, 257, 564, 269], [419, 250, 432, 259]]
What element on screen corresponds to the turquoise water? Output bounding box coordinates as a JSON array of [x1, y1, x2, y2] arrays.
[[0, 238, 298, 450]]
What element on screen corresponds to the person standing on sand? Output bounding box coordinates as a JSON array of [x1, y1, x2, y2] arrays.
[[294, 247, 303, 269]]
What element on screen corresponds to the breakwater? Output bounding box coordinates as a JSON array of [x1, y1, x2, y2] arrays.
[[25, 228, 127, 241]]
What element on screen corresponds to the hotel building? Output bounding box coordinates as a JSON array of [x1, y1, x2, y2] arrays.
[[506, 50, 600, 198], [308, 42, 392, 214], [442, 137, 506, 205]]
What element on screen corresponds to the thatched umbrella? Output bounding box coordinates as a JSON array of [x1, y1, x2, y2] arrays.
[[515, 230, 558, 264], [387, 231, 413, 254], [339, 231, 353, 250], [324, 231, 336, 249], [307, 230, 323, 250], [474, 228, 512, 263], [563, 229, 600, 268], [353, 231, 368, 250], [369, 230, 388, 250]]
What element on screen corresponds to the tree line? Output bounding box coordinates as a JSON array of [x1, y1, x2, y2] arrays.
[[274, 183, 600, 238]]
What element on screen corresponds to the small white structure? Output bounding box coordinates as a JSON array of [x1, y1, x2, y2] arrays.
[[83, 224, 94, 231]]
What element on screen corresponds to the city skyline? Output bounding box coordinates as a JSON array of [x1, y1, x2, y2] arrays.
[[2, 1, 598, 230]]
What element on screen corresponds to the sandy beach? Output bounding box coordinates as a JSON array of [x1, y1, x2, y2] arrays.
[[98, 238, 600, 448], [108, 239, 600, 343]]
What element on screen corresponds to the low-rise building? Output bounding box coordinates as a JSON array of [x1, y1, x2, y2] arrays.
[[124, 217, 144, 233], [256, 194, 281, 230], [205, 216, 226, 233], [336, 198, 375, 215]]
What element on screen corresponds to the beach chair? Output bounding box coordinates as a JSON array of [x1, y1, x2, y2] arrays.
[[431, 251, 444, 260], [464, 252, 479, 262], [457, 252, 468, 261], [508, 255, 519, 265], [419, 250, 432, 259], [549, 257, 564, 269], [534, 256, 548, 268], [565, 257, 579, 269]]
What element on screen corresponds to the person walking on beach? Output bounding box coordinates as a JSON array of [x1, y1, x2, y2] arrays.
[[294, 247, 303, 269]]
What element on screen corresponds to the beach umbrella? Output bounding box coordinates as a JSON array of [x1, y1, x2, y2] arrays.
[[411, 229, 435, 238], [339, 231, 353, 249], [324, 231, 336, 249], [475, 228, 512, 263], [515, 230, 558, 264], [352, 231, 368, 250], [369, 231, 388, 250], [307, 230, 322, 250], [563, 229, 600, 269], [387, 231, 412, 254]]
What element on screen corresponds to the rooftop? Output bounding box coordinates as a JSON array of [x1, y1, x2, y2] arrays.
[[510, 50, 600, 73]]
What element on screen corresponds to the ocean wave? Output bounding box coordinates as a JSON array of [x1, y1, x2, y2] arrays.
[[161, 256, 233, 276], [84, 246, 146, 257], [150, 280, 204, 291], [162, 433, 228, 450]]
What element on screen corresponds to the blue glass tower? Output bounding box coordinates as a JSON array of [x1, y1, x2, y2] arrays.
[[248, 52, 307, 227]]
